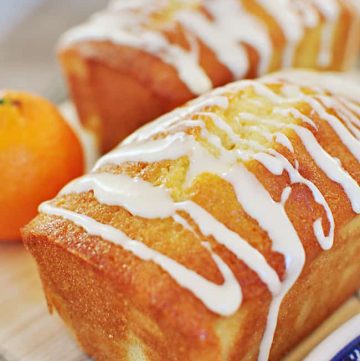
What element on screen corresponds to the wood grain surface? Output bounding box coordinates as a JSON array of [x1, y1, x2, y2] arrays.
[[0, 242, 358, 361]]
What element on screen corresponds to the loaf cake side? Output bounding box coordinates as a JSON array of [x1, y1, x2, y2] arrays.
[[23, 71, 360, 360], [59, 0, 360, 151]]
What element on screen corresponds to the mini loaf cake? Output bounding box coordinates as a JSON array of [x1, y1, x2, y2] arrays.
[[59, 0, 360, 152], [23, 70, 360, 361]]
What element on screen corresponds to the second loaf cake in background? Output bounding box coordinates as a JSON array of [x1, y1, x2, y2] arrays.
[[59, 0, 360, 152]]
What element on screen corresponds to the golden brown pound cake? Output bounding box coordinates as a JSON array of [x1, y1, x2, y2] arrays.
[[23, 70, 360, 361], [59, 0, 360, 152]]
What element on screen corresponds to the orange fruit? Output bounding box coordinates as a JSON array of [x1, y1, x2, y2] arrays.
[[0, 91, 84, 241]]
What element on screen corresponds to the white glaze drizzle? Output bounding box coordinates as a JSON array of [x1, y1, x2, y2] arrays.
[[264, 70, 360, 103], [317, 96, 360, 140], [103, 74, 354, 250], [302, 96, 360, 162], [218, 123, 335, 249], [40, 201, 242, 316], [177, 200, 282, 295], [41, 71, 360, 361], [207, 0, 272, 74], [122, 94, 229, 146], [340, 98, 360, 118], [312, 0, 340, 67], [241, 111, 360, 213], [172, 213, 194, 233], [176, 9, 249, 79], [61, 173, 174, 219], [277, 124, 360, 215], [200, 0, 272, 75], [274, 132, 294, 152], [60, 0, 347, 95], [254, 0, 341, 68], [294, 1, 319, 28], [258, 149, 335, 250], [280, 186, 292, 205], [60, 172, 283, 303], [226, 165, 304, 361], [266, 76, 360, 142], [333, 99, 360, 128], [97, 133, 188, 169], [197, 111, 244, 145], [254, 0, 303, 67], [275, 107, 318, 130], [60, 2, 212, 95]]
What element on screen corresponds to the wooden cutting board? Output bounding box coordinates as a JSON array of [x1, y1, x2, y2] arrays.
[[0, 242, 359, 361]]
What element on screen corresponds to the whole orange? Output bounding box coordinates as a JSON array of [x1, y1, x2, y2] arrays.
[[0, 91, 84, 241]]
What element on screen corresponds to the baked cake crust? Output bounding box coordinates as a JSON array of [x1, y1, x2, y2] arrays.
[[23, 70, 360, 360]]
